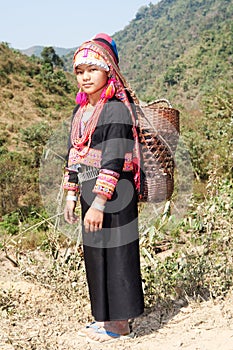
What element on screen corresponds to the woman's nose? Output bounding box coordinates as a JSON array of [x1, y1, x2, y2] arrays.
[[83, 70, 90, 80]]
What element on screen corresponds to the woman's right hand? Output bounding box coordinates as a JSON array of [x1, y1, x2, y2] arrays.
[[64, 200, 79, 224]]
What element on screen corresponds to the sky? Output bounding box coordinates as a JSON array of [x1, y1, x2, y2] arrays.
[[0, 0, 160, 50]]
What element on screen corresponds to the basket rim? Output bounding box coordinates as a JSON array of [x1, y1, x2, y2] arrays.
[[141, 98, 180, 113]]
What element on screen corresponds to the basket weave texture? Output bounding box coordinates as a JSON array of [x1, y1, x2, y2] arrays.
[[137, 99, 180, 202]]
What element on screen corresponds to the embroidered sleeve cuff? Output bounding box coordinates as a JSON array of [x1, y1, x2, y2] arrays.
[[92, 169, 120, 200], [63, 171, 79, 192]]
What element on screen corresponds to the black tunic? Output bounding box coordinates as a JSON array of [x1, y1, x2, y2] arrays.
[[69, 98, 144, 321]]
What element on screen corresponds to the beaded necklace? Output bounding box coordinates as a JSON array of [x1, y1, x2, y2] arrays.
[[71, 99, 105, 157], [80, 105, 95, 135]]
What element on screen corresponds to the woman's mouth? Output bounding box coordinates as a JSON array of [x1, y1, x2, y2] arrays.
[[83, 84, 93, 88]]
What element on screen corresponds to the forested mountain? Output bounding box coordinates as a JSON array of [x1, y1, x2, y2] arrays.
[[113, 0, 232, 103], [60, 0, 233, 105], [22, 45, 75, 58]]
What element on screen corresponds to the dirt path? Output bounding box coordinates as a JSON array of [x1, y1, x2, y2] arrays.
[[1, 251, 233, 350]]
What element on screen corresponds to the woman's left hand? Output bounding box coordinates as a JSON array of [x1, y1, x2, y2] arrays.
[[84, 207, 104, 233]]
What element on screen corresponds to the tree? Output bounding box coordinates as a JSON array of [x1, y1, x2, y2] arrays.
[[41, 47, 64, 70]]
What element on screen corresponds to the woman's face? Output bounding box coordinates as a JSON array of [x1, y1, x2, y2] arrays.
[[76, 64, 108, 99]]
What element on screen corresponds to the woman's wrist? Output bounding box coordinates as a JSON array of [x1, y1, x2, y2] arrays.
[[91, 195, 107, 212], [91, 201, 105, 212], [66, 194, 77, 202], [95, 194, 107, 205], [66, 190, 78, 201]]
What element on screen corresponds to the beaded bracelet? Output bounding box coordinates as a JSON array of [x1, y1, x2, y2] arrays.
[[66, 195, 77, 202]]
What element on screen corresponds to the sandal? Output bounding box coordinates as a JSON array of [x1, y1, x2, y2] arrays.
[[86, 327, 134, 344], [77, 321, 100, 337], [86, 321, 99, 330]]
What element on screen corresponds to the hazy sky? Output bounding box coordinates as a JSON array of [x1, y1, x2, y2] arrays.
[[0, 0, 159, 49]]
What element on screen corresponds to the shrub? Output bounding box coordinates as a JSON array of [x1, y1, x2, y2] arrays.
[[140, 174, 233, 306]]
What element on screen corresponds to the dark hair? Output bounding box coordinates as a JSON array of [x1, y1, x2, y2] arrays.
[[93, 37, 119, 65]]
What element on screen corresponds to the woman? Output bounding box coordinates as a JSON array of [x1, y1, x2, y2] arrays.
[[64, 33, 144, 343]]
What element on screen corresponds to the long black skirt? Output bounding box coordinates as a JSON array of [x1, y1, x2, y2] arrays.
[[80, 172, 144, 321]]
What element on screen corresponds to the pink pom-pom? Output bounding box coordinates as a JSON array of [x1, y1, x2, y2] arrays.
[[75, 92, 88, 106]]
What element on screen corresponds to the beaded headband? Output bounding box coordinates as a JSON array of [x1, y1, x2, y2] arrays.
[[73, 46, 109, 72]]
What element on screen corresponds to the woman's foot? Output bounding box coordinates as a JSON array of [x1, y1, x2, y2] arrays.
[[104, 320, 130, 335], [85, 320, 131, 343]]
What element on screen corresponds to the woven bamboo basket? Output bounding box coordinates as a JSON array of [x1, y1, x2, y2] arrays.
[[137, 99, 180, 203]]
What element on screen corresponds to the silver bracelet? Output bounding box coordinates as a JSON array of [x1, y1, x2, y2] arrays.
[[91, 201, 105, 212], [66, 195, 77, 202]]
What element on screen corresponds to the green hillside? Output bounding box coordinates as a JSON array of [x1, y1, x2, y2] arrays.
[[114, 0, 233, 102], [0, 43, 77, 216], [113, 0, 233, 181], [0, 44, 77, 147]]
